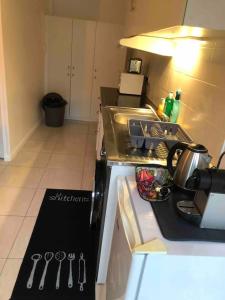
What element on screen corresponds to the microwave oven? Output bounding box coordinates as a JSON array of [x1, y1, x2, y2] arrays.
[[119, 73, 144, 95]]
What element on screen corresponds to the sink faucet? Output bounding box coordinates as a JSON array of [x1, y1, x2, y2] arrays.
[[145, 104, 152, 110], [145, 103, 169, 122]]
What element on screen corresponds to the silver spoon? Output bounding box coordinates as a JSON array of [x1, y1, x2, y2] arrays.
[[39, 252, 54, 290], [27, 254, 42, 289], [55, 251, 66, 289]]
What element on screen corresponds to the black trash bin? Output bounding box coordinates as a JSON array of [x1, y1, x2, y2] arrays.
[[42, 93, 67, 127]]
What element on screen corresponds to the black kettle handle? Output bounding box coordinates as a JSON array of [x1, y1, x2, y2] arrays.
[[167, 142, 188, 176]]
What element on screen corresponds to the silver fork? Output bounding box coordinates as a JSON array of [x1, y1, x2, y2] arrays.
[[68, 253, 75, 288]]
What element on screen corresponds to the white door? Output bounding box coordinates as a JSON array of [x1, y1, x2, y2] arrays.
[[91, 22, 127, 121], [45, 16, 72, 118], [70, 20, 96, 121]]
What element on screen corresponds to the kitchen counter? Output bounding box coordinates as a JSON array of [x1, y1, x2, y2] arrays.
[[101, 87, 144, 108], [118, 176, 225, 300], [127, 175, 225, 256]]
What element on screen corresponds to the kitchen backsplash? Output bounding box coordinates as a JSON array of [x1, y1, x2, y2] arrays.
[[127, 38, 225, 165]]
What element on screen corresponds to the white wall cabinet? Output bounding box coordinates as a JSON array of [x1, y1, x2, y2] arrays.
[[45, 16, 72, 118], [70, 20, 96, 120], [45, 16, 126, 121], [45, 16, 96, 121]]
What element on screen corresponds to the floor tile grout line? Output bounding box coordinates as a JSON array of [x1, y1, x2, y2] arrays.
[[5, 256, 25, 260], [36, 167, 48, 190], [1, 258, 23, 260], [3, 125, 51, 259], [27, 123, 87, 189], [0, 165, 8, 180], [34, 149, 55, 190], [0, 122, 93, 263], [32, 128, 57, 186], [0, 214, 36, 218], [44, 144, 56, 171], [24, 195, 37, 217], [24, 188, 46, 218], [0, 122, 101, 299], [0, 258, 7, 275], [0, 165, 48, 170], [5, 216, 25, 261], [6, 216, 37, 261], [0, 186, 37, 218]]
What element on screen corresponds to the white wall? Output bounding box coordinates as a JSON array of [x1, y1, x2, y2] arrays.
[[50, 0, 126, 24], [98, 0, 127, 24], [1, 0, 47, 157], [52, 0, 100, 20], [129, 38, 225, 164]]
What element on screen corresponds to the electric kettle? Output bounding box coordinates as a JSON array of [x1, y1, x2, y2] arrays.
[[167, 142, 211, 189]]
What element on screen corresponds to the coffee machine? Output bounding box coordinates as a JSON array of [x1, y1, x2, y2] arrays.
[[177, 168, 225, 230]]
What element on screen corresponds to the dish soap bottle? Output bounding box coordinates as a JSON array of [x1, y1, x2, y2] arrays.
[[157, 98, 165, 118], [170, 89, 181, 123], [164, 92, 174, 118]]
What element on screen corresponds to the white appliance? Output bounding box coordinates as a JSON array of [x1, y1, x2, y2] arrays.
[[119, 73, 144, 95], [106, 176, 225, 300]]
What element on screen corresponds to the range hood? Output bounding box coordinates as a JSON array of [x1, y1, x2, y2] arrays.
[[120, 35, 175, 57], [120, 0, 225, 56]]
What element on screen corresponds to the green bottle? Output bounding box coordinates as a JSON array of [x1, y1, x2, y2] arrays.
[[170, 90, 181, 123], [164, 92, 174, 118]]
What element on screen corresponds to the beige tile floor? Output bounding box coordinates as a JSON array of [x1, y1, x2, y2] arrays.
[[0, 120, 105, 300]]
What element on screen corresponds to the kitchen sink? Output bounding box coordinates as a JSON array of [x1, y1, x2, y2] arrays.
[[114, 112, 158, 125], [101, 105, 165, 166]]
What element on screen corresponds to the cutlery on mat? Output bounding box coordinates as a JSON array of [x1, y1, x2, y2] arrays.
[[55, 251, 66, 289], [39, 252, 54, 290], [78, 252, 86, 292], [27, 253, 42, 289]]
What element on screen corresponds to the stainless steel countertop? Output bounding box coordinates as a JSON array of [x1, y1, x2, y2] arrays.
[[102, 106, 168, 166]]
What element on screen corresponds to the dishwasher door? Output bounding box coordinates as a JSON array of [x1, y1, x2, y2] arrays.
[[106, 176, 145, 300]]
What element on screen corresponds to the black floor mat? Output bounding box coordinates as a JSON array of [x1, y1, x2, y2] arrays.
[[11, 189, 96, 300]]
